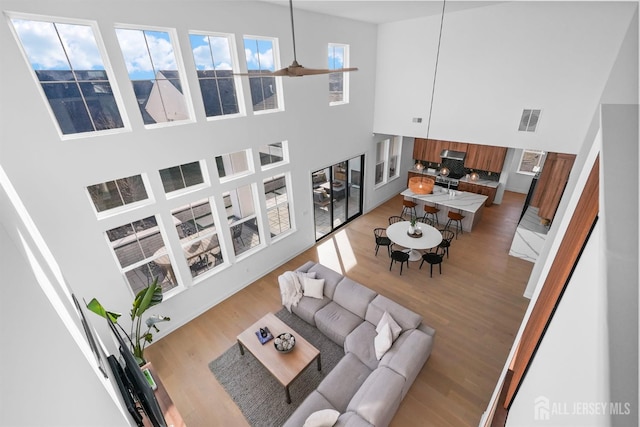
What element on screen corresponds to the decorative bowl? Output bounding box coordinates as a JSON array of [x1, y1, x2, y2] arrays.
[[274, 332, 296, 353]]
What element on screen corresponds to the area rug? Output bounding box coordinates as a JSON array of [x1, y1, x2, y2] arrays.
[[208, 308, 344, 426]]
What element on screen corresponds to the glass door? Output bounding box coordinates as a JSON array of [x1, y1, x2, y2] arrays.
[[312, 155, 364, 241]]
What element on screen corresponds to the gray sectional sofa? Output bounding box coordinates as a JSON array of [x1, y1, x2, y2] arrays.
[[280, 261, 435, 427]]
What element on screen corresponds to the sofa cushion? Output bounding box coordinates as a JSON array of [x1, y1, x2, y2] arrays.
[[308, 263, 344, 299], [343, 321, 378, 370], [315, 302, 364, 346], [374, 321, 394, 360], [335, 412, 373, 427], [346, 366, 405, 427], [304, 277, 326, 299], [365, 294, 422, 332], [296, 260, 318, 274], [303, 409, 340, 427], [379, 329, 434, 398], [333, 277, 377, 319], [293, 295, 331, 326], [283, 391, 337, 427], [317, 353, 372, 412], [376, 311, 402, 341]]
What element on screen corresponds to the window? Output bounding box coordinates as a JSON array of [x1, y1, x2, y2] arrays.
[[328, 43, 350, 105], [189, 32, 242, 118], [87, 174, 148, 213], [263, 174, 291, 237], [106, 216, 177, 295], [216, 149, 252, 180], [172, 200, 223, 278], [375, 137, 402, 186], [259, 142, 287, 169], [10, 17, 125, 136], [243, 37, 280, 112], [224, 184, 261, 256], [518, 149, 545, 175], [115, 27, 191, 125], [159, 161, 206, 194]]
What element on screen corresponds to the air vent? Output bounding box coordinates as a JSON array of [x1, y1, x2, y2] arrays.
[[519, 109, 541, 132], [412, 117, 423, 123]]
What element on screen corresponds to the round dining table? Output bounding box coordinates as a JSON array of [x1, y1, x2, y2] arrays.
[[386, 221, 443, 261]]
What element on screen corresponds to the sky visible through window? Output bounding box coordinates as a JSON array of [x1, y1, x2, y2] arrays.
[[190, 34, 233, 71], [328, 45, 345, 70], [115, 29, 178, 80], [244, 38, 276, 72]]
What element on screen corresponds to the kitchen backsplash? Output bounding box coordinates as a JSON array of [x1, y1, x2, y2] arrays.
[[416, 159, 500, 182]]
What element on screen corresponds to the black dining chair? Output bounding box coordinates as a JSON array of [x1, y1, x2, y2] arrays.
[[374, 228, 392, 257], [389, 245, 410, 275], [419, 247, 445, 277], [438, 229, 455, 259], [388, 215, 404, 225]]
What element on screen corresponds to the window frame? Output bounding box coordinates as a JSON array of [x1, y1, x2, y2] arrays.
[[242, 35, 284, 114], [87, 173, 153, 219], [159, 160, 209, 199], [263, 173, 293, 241], [188, 30, 246, 120], [216, 149, 254, 182], [259, 141, 289, 171], [328, 43, 350, 106], [375, 136, 402, 188], [114, 23, 195, 128], [223, 183, 264, 258], [7, 12, 131, 140]]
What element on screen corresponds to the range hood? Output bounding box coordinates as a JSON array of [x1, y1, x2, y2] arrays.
[[440, 149, 466, 161]]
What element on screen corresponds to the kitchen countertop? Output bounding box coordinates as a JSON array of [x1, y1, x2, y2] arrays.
[[401, 188, 488, 214]]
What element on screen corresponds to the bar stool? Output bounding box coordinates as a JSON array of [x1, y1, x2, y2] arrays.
[[446, 211, 465, 239], [401, 199, 418, 219], [422, 204, 440, 226]]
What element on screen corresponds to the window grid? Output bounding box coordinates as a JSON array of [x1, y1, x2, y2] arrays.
[[263, 174, 291, 237], [87, 174, 149, 214], [243, 37, 280, 112], [159, 161, 206, 194], [328, 43, 349, 105], [259, 142, 287, 169]]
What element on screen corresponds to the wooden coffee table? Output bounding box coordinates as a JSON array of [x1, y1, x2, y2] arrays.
[[237, 312, 321, 403]]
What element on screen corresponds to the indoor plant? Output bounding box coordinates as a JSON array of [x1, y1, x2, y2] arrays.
[[87, 278, 170, 365]]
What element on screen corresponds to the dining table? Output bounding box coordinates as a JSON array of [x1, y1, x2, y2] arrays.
[[386, 221, 443, 261]]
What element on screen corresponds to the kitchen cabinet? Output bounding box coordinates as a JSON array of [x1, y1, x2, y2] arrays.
[[464, 144, 507, 173], [414, 139, 466, 164], [458, 181, 497, 207], [531, 152, 576, 222]]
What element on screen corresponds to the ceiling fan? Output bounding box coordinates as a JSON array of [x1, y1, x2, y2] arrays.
[[239, 0, 359, 77]]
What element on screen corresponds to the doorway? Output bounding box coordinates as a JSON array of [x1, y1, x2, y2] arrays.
[[312, 155, 364, 240]]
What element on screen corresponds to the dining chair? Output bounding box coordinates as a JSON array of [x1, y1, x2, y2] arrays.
[[438, 229, 455, 259], [419, 247, 444, 277], [389, 245, 410, 275], [388, 215, 404, 225], [374, 228, 392, 257], [231, 223, 244, 246]]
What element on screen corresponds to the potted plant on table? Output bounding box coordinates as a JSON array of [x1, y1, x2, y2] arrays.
[[409, 216, 417, 234], [87, 278, 170, 366]]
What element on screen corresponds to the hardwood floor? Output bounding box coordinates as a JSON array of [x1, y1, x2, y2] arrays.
[[145, 191, 533, 427]]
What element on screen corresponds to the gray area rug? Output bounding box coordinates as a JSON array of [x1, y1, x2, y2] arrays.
[[209, 308, 344, 426]]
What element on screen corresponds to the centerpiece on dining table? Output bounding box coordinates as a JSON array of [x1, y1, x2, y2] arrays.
[[407, 216, 423, 237]]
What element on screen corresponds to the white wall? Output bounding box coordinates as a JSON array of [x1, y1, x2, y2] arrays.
[[0, 0, 379, 346], [373, 2, 636, 153]]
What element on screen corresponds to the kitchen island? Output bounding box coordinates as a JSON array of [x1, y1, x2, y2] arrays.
[[401, 187, 488, 232]]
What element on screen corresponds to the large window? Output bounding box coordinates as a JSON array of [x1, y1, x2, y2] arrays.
[[159, 161, 206, 195], [224, 185, 261, 256], [243, 37, 280, 112], [10, 17, 125, 136], [328, 43, 350, 105], [87, 174, 148, 214], [517, 149, 546, 175], [375, 137, 401, 186], [115, 27, 191, 125], [172, 200, 223, 278], [263, 174, 291, 237], [216, 149, 253, 180], [259, 142, 287, 169], [106, 216, 177, 295], [189, 32, 242, 118]]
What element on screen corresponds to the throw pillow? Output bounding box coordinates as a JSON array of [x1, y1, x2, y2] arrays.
[[376, 311, 402, 341], [374, 321, 394, 360], [303, 277, 325, 299], [303, 409, 340, 427], [296, 271, 317, 290]]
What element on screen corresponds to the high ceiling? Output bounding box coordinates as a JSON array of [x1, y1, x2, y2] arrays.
[[261, 0, 505, 24]]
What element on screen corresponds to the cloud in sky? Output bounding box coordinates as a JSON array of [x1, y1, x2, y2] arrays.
[[243, 38, 276, 71], [329, 46, 345, 69], [116, 29, 178, 80], [12, 19, 105, 71], [190, 34, 233, 71]]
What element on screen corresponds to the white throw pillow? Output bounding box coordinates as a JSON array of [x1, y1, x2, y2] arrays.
[[376, 311, 402, 342], [296, 271, 317, 290], [374, 321, 394, 360], [303, 409, 340, 427], [303, 277, 325, 299]]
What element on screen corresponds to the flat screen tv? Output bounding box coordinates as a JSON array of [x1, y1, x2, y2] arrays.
[[107, 319, 167, 427]]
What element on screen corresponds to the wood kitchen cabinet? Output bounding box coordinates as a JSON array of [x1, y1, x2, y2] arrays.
[[464, 144, 507, 173], [414, 139, 466, 164], [531, 152, 576, 223], [458, 181, 497, 206]]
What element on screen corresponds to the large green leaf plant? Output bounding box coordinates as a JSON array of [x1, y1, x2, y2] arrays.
[[87, 278, 170, 365]]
